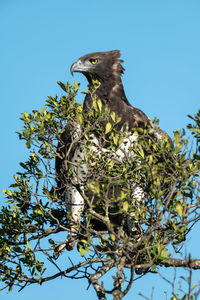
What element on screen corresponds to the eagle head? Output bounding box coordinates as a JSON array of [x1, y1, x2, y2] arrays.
[[70, 50, 124, 82]]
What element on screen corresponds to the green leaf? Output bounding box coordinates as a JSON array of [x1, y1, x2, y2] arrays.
[[120, 191, 127, 200], [57, 81, 67, 92], [34, 208, 44, 215], [151, 264, 156, 272], [4, 189, 12, 196], [171, 296, 179, 300], [88, 181, 100, 194], [113, 134, 119, 145], [11, 205, 20, 210], [12, 246, 23, 253], [111, 111, 116, 122], [76, 113, 83, 125], [92, 100, 98, 111], [176, 204, 183, 216], [140, 147, 145, 159], [191, 283, 197, 291], [123, 201, 129, 212], [8, 284, 13, 292], [174, 131, 180, 144], [77, 244, 85, 257], [105, 122, 112, 134], [27, 241, 32, 250], [110, 234, 115, 241], [97, 99, 102, 112]]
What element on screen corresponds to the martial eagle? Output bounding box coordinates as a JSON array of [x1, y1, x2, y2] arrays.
[[55, 50, 169, 252]]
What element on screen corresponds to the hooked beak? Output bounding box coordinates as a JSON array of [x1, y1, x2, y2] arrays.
[[70, 59, 88, 76], [70, 62, 77, 76]]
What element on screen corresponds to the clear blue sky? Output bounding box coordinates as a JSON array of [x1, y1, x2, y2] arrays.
[[1, 0, 200, 299]]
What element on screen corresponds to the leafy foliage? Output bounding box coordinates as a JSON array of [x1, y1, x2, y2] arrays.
[[0, 81, 200, 299]]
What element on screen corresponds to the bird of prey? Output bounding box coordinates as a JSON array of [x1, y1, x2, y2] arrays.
[[55, 50, 170, 253]]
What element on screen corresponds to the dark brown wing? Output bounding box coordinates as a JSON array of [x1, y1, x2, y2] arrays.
[[127, 106, 172, 143]]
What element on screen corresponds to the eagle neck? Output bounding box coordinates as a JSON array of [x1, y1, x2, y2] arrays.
[[101, 75, 131, 106], [83, 75, 131, 111]]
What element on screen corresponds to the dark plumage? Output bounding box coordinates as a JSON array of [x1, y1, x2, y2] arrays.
[[71, 50, 150, 128], [55, 50, 170, 252]]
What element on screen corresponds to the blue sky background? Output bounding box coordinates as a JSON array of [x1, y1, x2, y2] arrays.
[[1, 0, 200, 299]]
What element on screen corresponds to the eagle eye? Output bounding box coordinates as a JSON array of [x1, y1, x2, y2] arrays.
[[89, 58, 98, 65]]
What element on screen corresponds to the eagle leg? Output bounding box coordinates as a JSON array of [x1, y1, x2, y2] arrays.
[[125, 184, 145, 236], [64, 187, 84, 251]]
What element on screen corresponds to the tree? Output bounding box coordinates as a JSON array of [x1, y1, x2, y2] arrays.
[[0, 81, 200, 300]]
